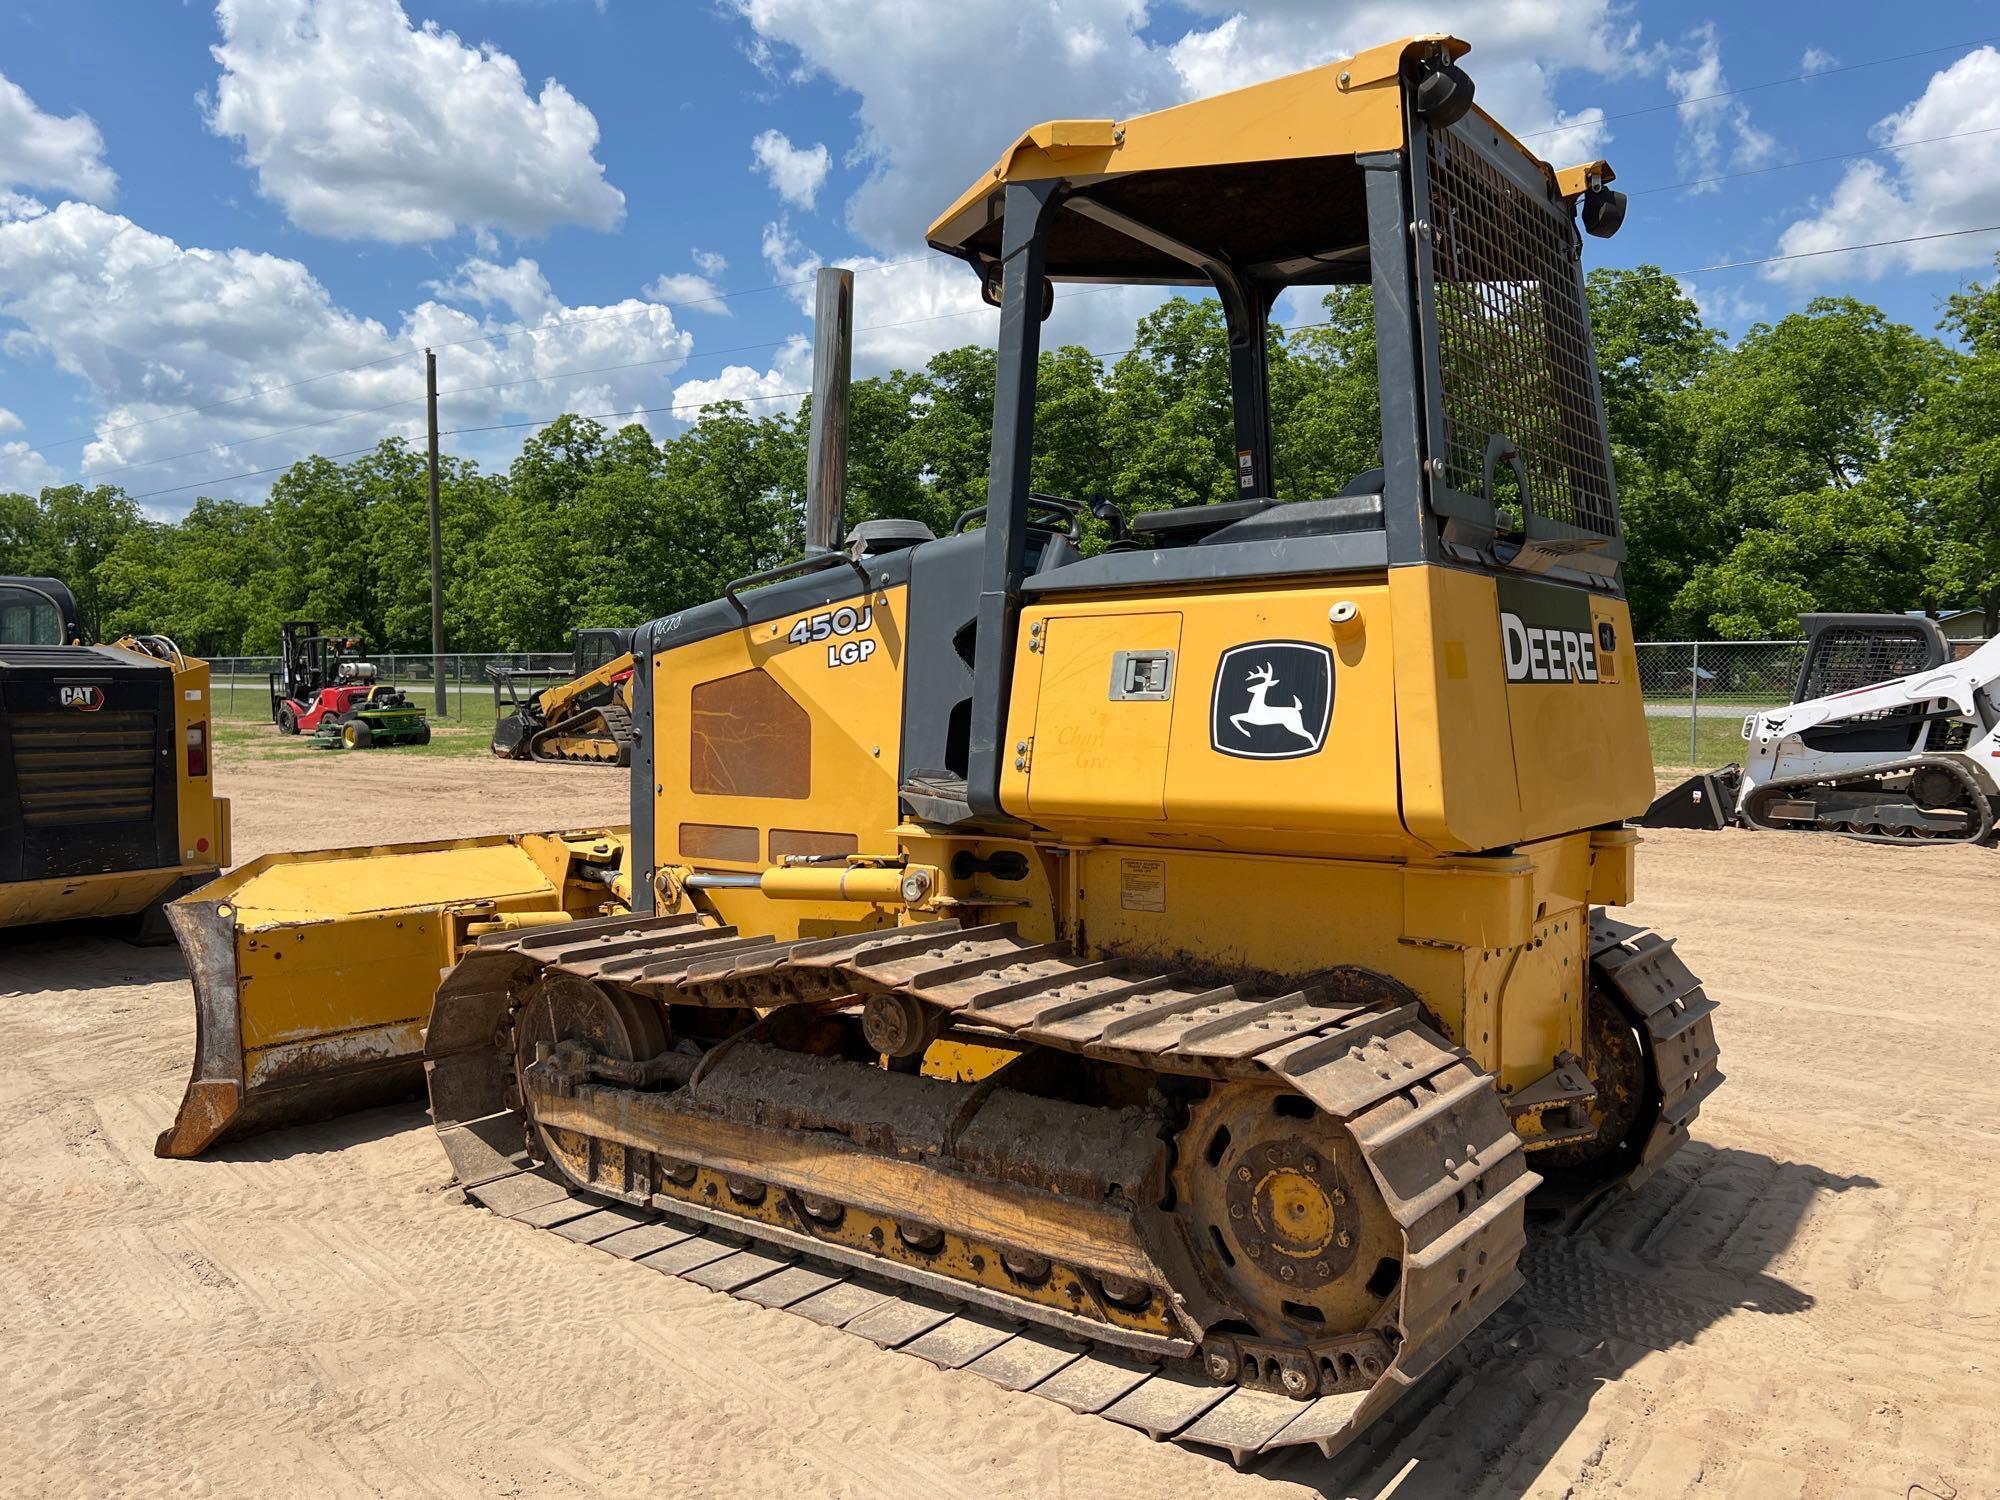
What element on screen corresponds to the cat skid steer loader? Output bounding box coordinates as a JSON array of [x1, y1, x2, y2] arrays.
[[1645, 612, 2000, 843], [490, 627, 637, 765], [156, 36, 1721, 1463]]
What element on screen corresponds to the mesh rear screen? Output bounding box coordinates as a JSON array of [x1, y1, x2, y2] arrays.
[[1425, 127, 1617, 537], [1800, 628, 1935, 700]]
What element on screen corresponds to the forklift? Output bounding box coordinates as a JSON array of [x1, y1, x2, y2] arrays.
[[269, 622, 431, 748]]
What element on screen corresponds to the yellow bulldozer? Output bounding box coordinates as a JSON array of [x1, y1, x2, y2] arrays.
[[1, 575, 230, 937], [154, 35, 1720, 1463]]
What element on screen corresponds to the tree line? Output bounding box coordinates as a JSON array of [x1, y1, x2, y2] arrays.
[[4, 263, 1998, 654]]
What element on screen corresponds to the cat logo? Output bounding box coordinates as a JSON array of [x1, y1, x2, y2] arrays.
[[1210, 641, 1333, 760], [58, 685, 105, 712]]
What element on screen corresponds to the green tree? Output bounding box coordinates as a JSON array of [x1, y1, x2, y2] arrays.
[[1675, 298, 1942, 636]]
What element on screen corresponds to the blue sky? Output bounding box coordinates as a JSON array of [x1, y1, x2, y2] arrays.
[[2, 0, 1999, 515]]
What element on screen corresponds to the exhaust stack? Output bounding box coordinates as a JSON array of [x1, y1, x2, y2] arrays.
[[804, 266, 854, 554]]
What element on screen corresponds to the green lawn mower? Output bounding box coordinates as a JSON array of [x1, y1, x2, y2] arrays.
[[309, 685, 433, 750]]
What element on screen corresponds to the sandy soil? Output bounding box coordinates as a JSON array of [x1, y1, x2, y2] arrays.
[[2, 746, 1995, 1499]]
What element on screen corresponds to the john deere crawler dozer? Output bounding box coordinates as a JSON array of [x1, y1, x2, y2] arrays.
[[157, 35, 1721, 1463]]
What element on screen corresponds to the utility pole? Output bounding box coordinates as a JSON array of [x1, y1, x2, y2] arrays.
[[425, 348, 445, 715], [804, 267, 853, 553]]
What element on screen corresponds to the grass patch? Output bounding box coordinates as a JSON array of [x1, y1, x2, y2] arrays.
[[213, 714, 499, 760], [1649, 714, 1749, 772]]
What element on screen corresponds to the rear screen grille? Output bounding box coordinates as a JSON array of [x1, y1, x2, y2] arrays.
[[1799, 628, 1935, 700], [1425, 126, 1618, 538], [9, 710, 158, 827]]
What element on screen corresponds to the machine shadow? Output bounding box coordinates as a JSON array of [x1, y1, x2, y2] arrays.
[[196, 1097, 433, 1163], [1246, 1142, 1877, 1498], [0, 928, 188, 993]]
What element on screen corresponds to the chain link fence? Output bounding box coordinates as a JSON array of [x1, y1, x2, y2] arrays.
[[1637, 639, 1803, 770], [204, 651, 578, 724], [1638, 636, 1990, 768]]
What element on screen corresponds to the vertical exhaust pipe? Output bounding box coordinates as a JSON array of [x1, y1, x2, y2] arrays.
[[804, 266, 854, 554]]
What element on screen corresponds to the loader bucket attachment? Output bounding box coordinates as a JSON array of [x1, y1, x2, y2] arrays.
[[155, 829, 628, 1158], [1640, 767, 1741, 830]]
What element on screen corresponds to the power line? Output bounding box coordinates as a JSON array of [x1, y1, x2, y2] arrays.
[[1657, 222, 2000, 279], [1521, 32, 2000, 141], [1636, 123, 2000, 197]]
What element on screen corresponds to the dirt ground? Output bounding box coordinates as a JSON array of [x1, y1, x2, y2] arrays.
[[2, 746, 1995, 1499]]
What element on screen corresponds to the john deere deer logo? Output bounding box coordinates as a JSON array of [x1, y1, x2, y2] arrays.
[[1211, 642, 1333, 760], [1230, 663, 1317, 747]]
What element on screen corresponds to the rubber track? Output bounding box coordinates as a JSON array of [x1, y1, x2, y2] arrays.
[[527, 702, 632, 764]]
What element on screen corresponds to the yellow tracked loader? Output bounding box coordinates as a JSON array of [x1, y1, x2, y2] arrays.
[[490, 628, 637, 766], [157, 35, 1722, 1462], [1, 575, 230, 935]]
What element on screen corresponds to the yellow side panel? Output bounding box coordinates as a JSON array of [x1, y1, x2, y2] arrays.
[[1164, 588, 1399, 838], [1389, 567, 1522, 853], [0, 869, 185, 928], [655, 586, 908, 869], [170, 653, 228, 869], [1024, 612, 1180, 822], [230, 843, 557, 925], [1002, 582, 1407, 854], [1498, 587, 1655, 837]]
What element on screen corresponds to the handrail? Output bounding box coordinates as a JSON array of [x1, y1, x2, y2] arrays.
[[952, 491, 1085, 540], [722, 550, 871, 611]]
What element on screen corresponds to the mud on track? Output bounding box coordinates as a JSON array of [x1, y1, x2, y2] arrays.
[[1, 745, 1995, 1498]]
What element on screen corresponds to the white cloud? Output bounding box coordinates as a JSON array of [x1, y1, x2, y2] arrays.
[[1800, 47, 1839, 77], [0, 204, 696, 514], [729, 0, 1180, 248], [1769, 46, 2000, 285], [751, 128, 832, 209], [645, 271, 730, 312], [0, 69, 116, 204], [205, 0, 624, 243], [725, 2, 1653, 376], [1674, 276, 1763, 335], [427, 256, 561, 321], [760, 216, 821, 288], [0, 408, 22, 434], [1667, 24, 1777, 192], [0, 440, 60, 495], [671, 334, 813, 417], [692, 248, 728, 277]]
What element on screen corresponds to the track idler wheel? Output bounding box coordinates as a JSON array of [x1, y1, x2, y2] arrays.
[[1173, 1084, 1401, 1398], [1534, 982, 1648, 1186], [511, 970, 666, 1146]]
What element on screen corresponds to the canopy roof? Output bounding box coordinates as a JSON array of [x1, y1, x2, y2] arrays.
[[925, 35, 1605, 288]]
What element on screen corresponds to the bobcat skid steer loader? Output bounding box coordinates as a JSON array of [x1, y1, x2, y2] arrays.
[[1644, 613, 1999, 843]]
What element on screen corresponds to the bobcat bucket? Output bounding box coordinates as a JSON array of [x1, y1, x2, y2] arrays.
[[155, 828, 629, 1158], [1640, 765, 1742, 830]]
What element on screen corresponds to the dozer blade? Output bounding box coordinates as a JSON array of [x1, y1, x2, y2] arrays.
[[156, 829, 628, 1159]]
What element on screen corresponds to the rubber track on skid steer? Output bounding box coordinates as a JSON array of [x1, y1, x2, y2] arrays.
[[440, 915, 1541, 1463], [1588, 914, 1724, 1188], [528, 702, 632, 764]]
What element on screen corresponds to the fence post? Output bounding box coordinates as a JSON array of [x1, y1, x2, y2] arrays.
[[1688, 641, 1701, 767]]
